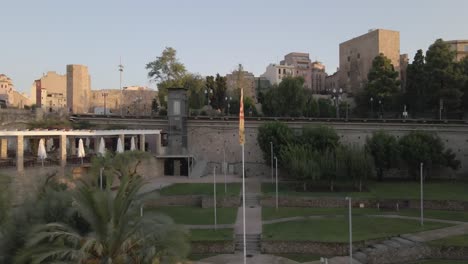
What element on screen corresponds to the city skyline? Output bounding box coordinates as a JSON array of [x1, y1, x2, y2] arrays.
[[1, 0, 468, 95]]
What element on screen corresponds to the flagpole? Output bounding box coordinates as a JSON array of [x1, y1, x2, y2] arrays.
[[242, 144, 246, 264]]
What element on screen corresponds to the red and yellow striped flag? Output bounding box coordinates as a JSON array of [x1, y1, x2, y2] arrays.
[[239, 86, 245, 145]]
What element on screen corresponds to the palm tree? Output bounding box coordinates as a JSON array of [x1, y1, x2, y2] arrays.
[[17, 174, 189, 264]]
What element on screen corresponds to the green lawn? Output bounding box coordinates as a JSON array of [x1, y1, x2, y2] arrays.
[[190, 228, 233, 241], [150, 206, 237, 225], [263, 216, 451, 242], [428, 234, 468, 247], [159, 183, 241, 196], [262, 181, 468, 201], [406, 261, 468, 264], [263, 207, 468, 223]]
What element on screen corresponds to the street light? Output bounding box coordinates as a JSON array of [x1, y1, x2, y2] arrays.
[[275, 156, 278, 211], [379, 99, 384, 118], [213, 166, 217, 230], [331, 88, 343, 118], [102, 92, 108, 115], [205, 89, 213, 106], [225, 96, 232, 115], [345, 197, 352, 264], [420, 162, 424, 226], [270, 141, 274, 183], [370, 97, 374, 118]]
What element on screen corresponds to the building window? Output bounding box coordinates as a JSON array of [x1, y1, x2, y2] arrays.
[[347, 71, 350, 77], [464, 45, 468, 52], [283, 69, 286, 74], [347, 56, 350, 62], [278, 69, 281, 74], [357, 53, 360, 59]]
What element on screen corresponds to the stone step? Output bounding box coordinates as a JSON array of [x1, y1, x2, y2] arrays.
[[371, 243, 388, 251], [382, 239, 402, 249], [391, 237, 416, 246], [353, 251, 368, 264]]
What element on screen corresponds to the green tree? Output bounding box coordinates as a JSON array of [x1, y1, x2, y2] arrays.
[[365, 131, 400, 181], [257, 121, 294, 165], [300, 125, 339, 153], [399, 131, 460, 179], [151, 97, 159, 114], [183, 73, 206, 109], [146, 47, 187, 108], [425, 39, 463, 111], [363, 53, 401, 112], [347, 145, 375, 191], [18, 154, 189, 264], [319, 150, 337, 191], [280, 145, 320, 187], [404, 49, 427, 114], [205, 75, 215, 106], [262, 77, 307, 117], [213, 74, 227, 111]]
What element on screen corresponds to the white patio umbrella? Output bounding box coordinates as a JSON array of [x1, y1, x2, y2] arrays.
[[116, 137, 124, 153], [98, 137, 106, 156], [130, 137, 136, 151], [37, 138, 47, 167], [78, 138, 86, 164]]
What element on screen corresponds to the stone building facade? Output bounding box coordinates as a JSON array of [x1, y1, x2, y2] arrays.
[[339, 29, 402, 95], [261, 63, 295, 85], [226, 69, 257, 102], [310, 61, 327, 93], [31, 71, 67, 111], [90, 87, 157, 115], [67, 64, 91, 114], [281, 52, 314, 89], [325, 71, 339, 92], [445, 39, 468, 61], [0, 74, 30, 108]]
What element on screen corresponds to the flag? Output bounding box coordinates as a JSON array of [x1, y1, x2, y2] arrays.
[[239, 86, 245, 145]]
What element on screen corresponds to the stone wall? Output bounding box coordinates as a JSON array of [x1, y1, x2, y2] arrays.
[[201, 196, 241, 208], [261, 196, 468, 211], [190, 240, 235, 254], [366, 244, 431, 264], [429, 245, 468, 260], [145, 195, 202, 207], [0, 109, 36, 129], [261, 239, 381, 256]]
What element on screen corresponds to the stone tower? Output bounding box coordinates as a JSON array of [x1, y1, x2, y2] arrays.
[[66, 64, 91, 114], [167, 88, 188, 155]]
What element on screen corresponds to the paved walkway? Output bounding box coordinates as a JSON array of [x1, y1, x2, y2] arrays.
[[234, 179, 262, 235]]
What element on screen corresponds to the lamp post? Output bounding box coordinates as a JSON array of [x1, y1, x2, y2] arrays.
[[205, 89, 213, 106], [379, 99, 384, 118], [118, 59, 124, 116], [213, 166, 217, 230], [345, 197, 352, 264], [270, 141, 273, 183], [102, 92, 108, 115], [331, 88, 343, 118], [275, 156, 278, 211], [420, 162, 424, 226], [225, 96, 232, 115], [370, 97, 374, 118]]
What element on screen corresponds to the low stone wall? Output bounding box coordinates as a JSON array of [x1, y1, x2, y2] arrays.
[[261, 196, 468, 211], [201, 196, 241, 208], [409, 200, 468, 211], [429, 245, 468, 260], [260, 239, 381, 256], [145, 195, 202, 207], [367, 245, 430, 264], [190, 240, 235, 254]]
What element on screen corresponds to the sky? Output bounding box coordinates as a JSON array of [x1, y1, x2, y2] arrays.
[[1, 0, 468, 95]]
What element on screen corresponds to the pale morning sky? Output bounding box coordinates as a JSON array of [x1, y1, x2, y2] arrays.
[[1, 0, 467, 95]]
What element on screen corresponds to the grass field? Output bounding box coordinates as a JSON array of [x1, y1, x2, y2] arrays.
[[190, 228, 233, 241], [150, 206, 237, 225], [262, 181, 468, 201], [159, 183, 241, 196], [406, 261, 468, 264], [262, 207, 468, 222], [263, 217, 451, 242], [428, 234, 468, 247]]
